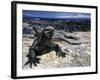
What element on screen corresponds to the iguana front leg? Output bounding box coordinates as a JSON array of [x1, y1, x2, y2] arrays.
[[24, 47, 41, 68], [53, 43, 66, 57]]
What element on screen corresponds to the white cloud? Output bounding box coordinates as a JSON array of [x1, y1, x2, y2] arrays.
[[55, 13, 90, 18]]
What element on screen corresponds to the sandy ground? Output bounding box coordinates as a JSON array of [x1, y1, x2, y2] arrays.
[[22, 32, 91, 70]]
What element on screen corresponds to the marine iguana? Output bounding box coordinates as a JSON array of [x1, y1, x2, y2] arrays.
[[24, 26, 81, 68]]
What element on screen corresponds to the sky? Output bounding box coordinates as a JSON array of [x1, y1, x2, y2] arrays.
[[23, 10, 91, 19]]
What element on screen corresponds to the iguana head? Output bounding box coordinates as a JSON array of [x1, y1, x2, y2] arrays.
[[43, 26, 55, 39]]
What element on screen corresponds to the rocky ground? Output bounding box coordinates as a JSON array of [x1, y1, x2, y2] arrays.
[[22, 31, 91, 70]]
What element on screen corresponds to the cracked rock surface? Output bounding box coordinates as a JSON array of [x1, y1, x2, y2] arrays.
[[22, 31, 91, 70]]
